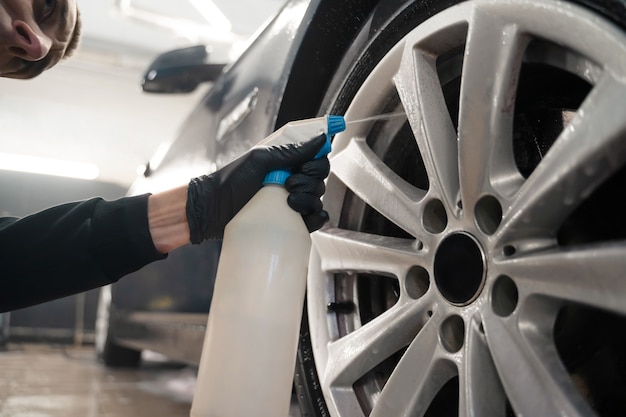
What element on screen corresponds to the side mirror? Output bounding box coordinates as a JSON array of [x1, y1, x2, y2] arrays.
[[141, 45, 227, 94]]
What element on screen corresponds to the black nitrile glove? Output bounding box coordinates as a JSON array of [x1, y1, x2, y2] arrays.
[[186, 134, 330, 243]]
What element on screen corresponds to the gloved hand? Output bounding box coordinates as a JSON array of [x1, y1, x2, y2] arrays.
[[186, 134, 330, 243]]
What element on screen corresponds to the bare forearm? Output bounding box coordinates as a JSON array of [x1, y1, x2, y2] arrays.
[[148, 185, 191, 254]]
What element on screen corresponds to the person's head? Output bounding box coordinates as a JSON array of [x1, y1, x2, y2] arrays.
[[0, 0, 80, 79]]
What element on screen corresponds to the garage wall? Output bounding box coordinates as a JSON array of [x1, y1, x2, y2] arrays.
[[0, 170, 127, 344]]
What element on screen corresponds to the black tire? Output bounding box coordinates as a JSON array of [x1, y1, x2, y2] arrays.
[[294, 0, 626, 416], [95, 285, 141, 368], [98, 337, 142, 368]]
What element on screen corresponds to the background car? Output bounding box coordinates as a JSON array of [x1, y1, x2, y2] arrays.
[[95, 0, 626, 416]]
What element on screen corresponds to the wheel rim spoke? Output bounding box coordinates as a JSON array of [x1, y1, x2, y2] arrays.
[[496, 74, 626, 243], [330, 137, 426, 238], [394, 29, 460, 212], [312, 228, 424, 276], [484, 312, 594, 417], [459, 318, 506, 417], [498, 243, 626, 315], [324, 301, 429, 388], [458, 6, 529, 210], [370, 317, 454, 417]]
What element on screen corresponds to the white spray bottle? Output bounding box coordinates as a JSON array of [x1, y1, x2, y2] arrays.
[[190, 115, 346, 417]]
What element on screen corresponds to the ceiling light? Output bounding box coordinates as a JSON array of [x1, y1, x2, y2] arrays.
[[0, 153, 99, 180]]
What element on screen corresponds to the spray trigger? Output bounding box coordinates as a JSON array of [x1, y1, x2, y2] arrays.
[[264, 115, 345, 185]]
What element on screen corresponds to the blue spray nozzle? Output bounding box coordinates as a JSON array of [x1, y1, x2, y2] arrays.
[[264, 115, 346, 185], [327, 115, 347, 136], [314, 115, 346, 159]]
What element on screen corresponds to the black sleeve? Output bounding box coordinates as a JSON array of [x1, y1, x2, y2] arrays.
[[0, 194, 167, 312]]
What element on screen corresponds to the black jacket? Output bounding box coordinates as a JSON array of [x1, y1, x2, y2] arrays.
[[0, 194, 166, 312]]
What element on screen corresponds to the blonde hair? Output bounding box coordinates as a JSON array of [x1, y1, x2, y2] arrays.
[[63, 9, 81, 59]]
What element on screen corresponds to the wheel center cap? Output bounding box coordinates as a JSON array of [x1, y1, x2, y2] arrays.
[[434, 233, 485, 305]]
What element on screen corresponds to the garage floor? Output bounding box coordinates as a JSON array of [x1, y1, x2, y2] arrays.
[[0, 343, 302, 417]]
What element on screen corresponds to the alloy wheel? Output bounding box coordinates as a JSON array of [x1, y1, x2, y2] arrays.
[[306, 1, 626, 415]]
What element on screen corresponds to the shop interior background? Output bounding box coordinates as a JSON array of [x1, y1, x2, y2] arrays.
[[0, 0, 285, 344]]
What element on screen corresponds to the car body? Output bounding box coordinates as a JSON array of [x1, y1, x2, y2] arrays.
[[96, 0, 626, 416]]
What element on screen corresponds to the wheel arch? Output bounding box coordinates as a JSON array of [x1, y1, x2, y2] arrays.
[[276, 0, 399, 127]]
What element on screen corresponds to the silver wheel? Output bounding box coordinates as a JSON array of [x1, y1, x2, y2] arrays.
[[307, 1, 626, 416]]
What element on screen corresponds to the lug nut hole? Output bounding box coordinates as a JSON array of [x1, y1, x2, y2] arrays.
[[423, 199, 447, 234], [405, 266, 430, 300], [440, 315, 464, 353], [475, 195, 502, 235], [492, 275, 519, 317]]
